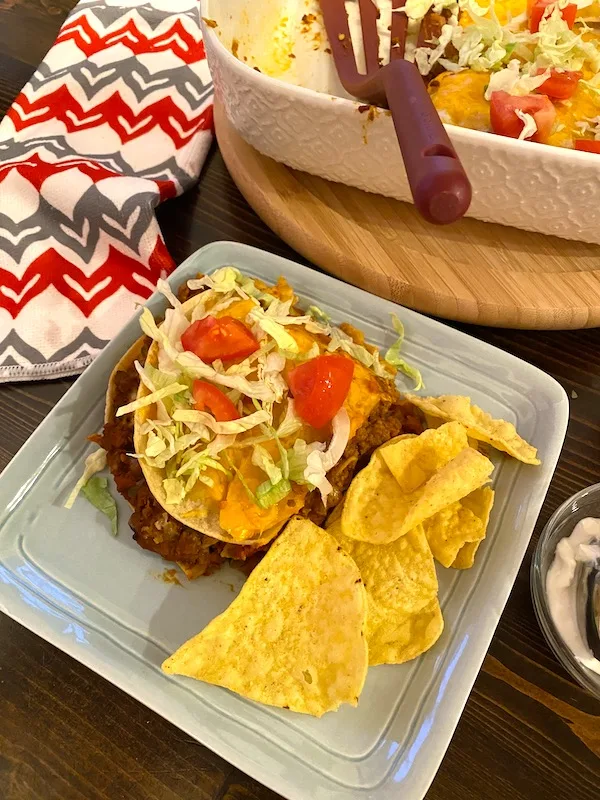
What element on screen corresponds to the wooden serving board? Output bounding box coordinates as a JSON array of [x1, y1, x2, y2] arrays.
[[215, 102, 600, 329]]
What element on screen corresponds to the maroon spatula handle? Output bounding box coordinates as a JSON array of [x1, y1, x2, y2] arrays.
[[383, 59, 472, 225]]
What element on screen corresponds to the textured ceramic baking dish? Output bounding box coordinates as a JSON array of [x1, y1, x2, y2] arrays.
[[202, 0, 600, 244]]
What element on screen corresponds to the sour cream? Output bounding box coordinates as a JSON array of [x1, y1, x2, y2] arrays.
[[546, 517, 600, 676]]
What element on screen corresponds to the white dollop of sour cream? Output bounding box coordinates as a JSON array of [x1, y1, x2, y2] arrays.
[[546, 516, 600, 676]]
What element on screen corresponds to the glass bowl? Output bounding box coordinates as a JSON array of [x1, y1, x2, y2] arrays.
[[531, 483, 600, 699]]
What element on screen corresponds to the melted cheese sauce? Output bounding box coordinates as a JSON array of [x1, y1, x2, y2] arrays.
[[218, 310, 388, 540], [429, 70, 492, 132]]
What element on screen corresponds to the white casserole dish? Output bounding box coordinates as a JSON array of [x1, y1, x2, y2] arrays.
[[202, 0, 600, 244]]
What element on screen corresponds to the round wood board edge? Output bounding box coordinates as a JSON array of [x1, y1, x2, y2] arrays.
[[215, 101, 600, 330]]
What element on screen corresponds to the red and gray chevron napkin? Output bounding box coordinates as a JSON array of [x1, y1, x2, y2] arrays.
[[0, 0, 213, 382]]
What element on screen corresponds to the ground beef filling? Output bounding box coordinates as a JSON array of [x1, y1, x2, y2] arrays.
[[94, 283, 423, 577], [92, 339, 265, 577], [300, 397, 423, 525]]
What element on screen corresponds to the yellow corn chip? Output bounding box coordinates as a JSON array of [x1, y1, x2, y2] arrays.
[[423, 502, 483, 568], [379, 422, 469, 493], [423, 486, 495, 568], [326, 515, 442, 665], [162, 518, 368, 717], [452, 541, 479, 570], [422, 413, 481, 452], [379, 433, 418, 449], [369, 598, 444, 666], [405, 394, 540, 465], [341, 433, 494, 545], [340, 452, 408, 544], [450, 486, 495, 569]]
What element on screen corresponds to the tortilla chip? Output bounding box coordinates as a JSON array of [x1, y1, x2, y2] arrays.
[[326, 515, 441, 664], [423, 504, 482, 568], [422, 413, 482, 452], [450, 486, 495, 569], [342, 439, 494, 545], [369, 597, 444, 666], [162, 518, 368, 717], [451, 541, 479, 570], [379, 433, 419, 449], [405, 394, 540, 465], [423, 486, 494, 568], [379, 422, 469, 493]]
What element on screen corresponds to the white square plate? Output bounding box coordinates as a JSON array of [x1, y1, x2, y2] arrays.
[[0, 241, 568, 800]]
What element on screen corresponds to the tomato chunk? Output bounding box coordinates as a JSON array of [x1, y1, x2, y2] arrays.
[[536, 69, 581, 100], [288, 354, 354, 429], [574, 139, 600, 153], [489, 91, 556, 143], [193, 380, 240, 421], [529, 0, 576, 33], [181, 315, 259, 363]]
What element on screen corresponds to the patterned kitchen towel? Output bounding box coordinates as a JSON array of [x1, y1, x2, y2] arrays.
[[0, 0, 213, 382]]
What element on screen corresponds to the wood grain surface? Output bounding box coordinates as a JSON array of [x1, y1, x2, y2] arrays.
[[215, 105, 600, 331], [0, 2, 599, 800]]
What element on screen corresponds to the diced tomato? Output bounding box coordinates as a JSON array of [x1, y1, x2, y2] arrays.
[[536, 69, 581, 100], [574, 139, 600, 153], [181, 315, 259, 363], [193, 380, 240, 421], [529, 0, 576, 33], [288, 354, 354, 429], [489, 91, 556, 143]]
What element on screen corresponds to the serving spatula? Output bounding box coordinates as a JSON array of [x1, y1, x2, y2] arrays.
[[319, 0, 472, 225]]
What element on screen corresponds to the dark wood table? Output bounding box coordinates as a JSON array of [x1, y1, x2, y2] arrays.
[[1, 2, 599, 799]]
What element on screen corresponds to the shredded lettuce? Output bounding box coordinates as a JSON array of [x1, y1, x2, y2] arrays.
[[484, 59, 550, 100], [415, 22, 456, 76], [188, 267, 244, 295], [192, 293, 236, 323], [460, 0, 490, 16], [281, 409, 350, 505], [116, 382, 188, 417], [64, 448, 107, 509], [248, 306, 300, 352], [157, 277, 182, 310], [327, 327, 371, 365], [287, 439, 325, 484], [146, 431, 167, 458], [281, 341, 321, 362], [535, 6, 600, 72], [172, 407, 270, 434], [206, 433, 237, 456], [403, 0, 458, 21], [277, 399, 303, 439], [176, 450, 226, 477], [163, 477, 186, 505], [81, 476, 118, 535], [304, 408, 350, 504], [255, 478, 291, 509], [159, 450, 228, 501], [308, 305, 332, 325], [176, 351, 277, 401], [516, 108, 537, 139], [142, 423, 209, 469], [138, 306, 182, 370], [384, 314, 424, 391], [258, 419, 290, 477], [135, 361, 183, 423], [141, 362, 183, 390], [252, 445, 283, 485]]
